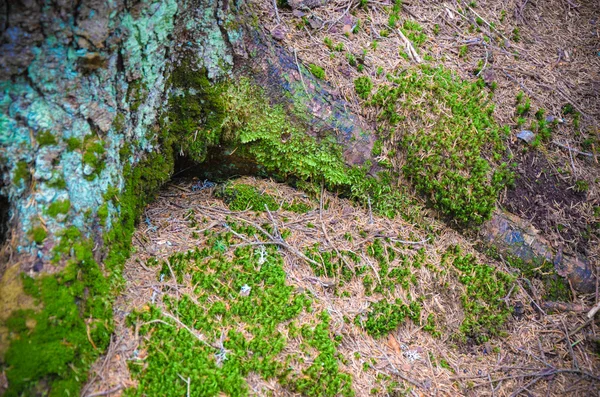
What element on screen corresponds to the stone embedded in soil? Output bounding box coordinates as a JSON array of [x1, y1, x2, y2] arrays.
[[516, 130, 536, 144]]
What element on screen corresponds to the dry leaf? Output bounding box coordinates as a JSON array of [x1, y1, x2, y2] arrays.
[[388, 334, 402, 356]]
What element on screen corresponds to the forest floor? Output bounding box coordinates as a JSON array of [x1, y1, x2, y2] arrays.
[[83, 0, 600, 396], [83, 178, 600, 396]]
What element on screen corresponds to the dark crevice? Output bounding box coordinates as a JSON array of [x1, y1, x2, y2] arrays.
[[173, 146, 264, 182], [0, 190, 9, 246]]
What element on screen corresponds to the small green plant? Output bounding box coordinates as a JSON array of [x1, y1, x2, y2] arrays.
[[324, 37, 334, 50], [309, 63, 326, 79], [512, 27, 520, 42], [388, 0, 403, 28], [516, 97, 530, 116], [574, 180, 589, 193], [29, 226, 47, 244], [346, 52, 357, 67], [354, 76, 373, 100], [216, 183, 278, 211], [433, 24, 440, 35], [46, 200, 71, 218], [36, 130, 57, 146], [458, 45, 468, 58]]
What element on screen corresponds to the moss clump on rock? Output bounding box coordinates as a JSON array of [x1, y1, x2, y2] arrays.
[[45, 200, 71, 218], [13, 161, 30, 186], [36, 130, 58, 147], [28, 226, 47, 245]]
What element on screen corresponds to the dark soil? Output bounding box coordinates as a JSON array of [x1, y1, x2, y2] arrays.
[[502, 145, 590, 254]]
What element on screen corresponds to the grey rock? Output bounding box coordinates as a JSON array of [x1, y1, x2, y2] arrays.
[[516, 130, 535, 144]]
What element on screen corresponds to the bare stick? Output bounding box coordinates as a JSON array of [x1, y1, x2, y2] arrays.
[[178, 374, 191, 397], [397, 29, 422, 63], [86, 385, 124, 397], [293, 48, 309, 96], [566, 141, 577, 175], [164, 259, 180, 299], [264, 204, 280, 239], [562, 319, 579, 369], [271, 0, 281, 25], [552, 141, 596, 158], [587, 301, 600, 319], [161, 311, 214, 348]]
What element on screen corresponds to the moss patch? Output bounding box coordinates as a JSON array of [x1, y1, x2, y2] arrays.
[[443, 246, 515, 343], [125, 235, 353, 396], [4, 246, 112, 396], [36, 130, 58, 147], [368, 65, 513, 225], [45, 200, 71, 218], [216, 183, 279, 212]]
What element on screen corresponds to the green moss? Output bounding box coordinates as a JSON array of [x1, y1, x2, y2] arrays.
[[127, 80, 149, 112], [14, 161, 30, 186], [388, 0, 402, 28], [97, 203, 109, 226], [368, 65, 513, 225], [499, 252, 570, 301], [45, 200, 71, 218], [65, 137, 83, 152], [216, 183, 278, 212], [29, 226, 47, 245], [46, 175, 67, 190], [355, 299, 421, 338], [127, 237, 352, 396], [309, 64, 326, 80], [443, 246, 514, 343], [113, 112, 126, 132], [282, 200, 313, 213], [4, 241, 112, 396], [82, 136, 107, 180], [5, 136, 174, 395], [354, 76, 373, 100], [36, 130, 57, 146], [401, 20, 427, 47], [574, 180, 589, 193]]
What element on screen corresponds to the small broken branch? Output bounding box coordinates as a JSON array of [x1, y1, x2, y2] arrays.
[[397, 29, 422, 63]]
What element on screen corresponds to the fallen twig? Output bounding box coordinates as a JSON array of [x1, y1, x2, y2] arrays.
[[86, 385, 123, 397], [397, 29, 422, 63], [553, 141, 596, 159]]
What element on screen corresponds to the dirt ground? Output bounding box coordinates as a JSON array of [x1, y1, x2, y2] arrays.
[[83, 177, 600, 396]]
